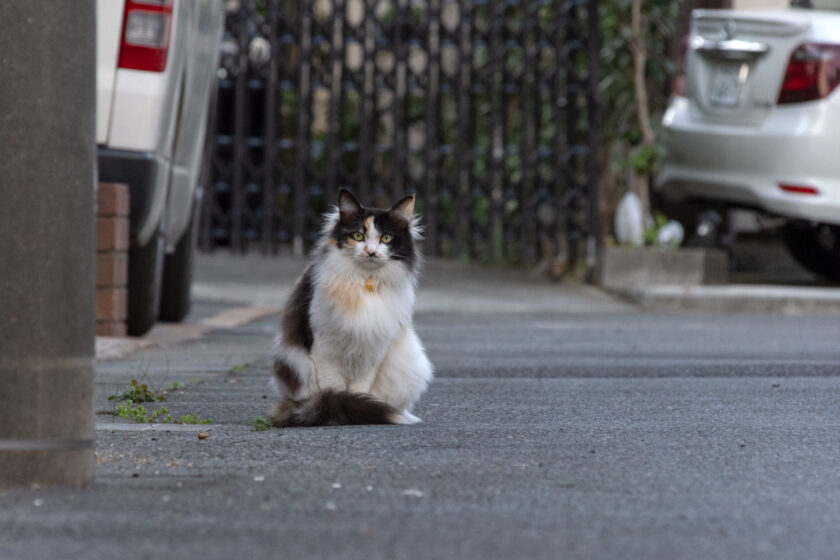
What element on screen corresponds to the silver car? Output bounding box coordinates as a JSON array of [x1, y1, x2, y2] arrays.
[[659, 1, 840, 280]]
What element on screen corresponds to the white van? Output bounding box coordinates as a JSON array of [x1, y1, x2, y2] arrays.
[[97, 0, 223, 334]]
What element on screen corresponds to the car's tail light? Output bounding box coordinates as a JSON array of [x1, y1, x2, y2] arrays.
[[118, 0, 173, 72], [780, 183, 820, 195], [778, 42, 840, 104]]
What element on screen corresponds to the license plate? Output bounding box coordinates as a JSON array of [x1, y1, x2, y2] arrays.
[[709, 63, 746, 107]]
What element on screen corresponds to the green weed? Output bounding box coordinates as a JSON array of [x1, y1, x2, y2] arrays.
[[178, 414, 213, 425], [117, 400, 212, 425], [251, 416, 271, 432], [109, 379, 188, 404], [109, 379, 164, 403], [117, 400, 172, 423]]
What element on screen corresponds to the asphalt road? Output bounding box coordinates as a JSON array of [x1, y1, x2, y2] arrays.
[[3, 311, 840, 559]]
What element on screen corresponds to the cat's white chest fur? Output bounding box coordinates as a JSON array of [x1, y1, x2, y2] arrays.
[[309, 251, 415, 382]]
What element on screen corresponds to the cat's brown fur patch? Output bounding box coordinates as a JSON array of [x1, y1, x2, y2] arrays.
[[325, 277, 362, 312]]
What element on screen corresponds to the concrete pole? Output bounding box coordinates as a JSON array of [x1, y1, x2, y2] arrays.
[[0, 2, 96, 487]]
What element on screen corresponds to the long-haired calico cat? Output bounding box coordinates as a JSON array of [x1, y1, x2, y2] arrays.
[[270, 189, 433, 427]]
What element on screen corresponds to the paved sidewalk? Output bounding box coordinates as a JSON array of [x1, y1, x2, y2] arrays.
[[193, 253, 633, 314], [4, 255, 840, 559]]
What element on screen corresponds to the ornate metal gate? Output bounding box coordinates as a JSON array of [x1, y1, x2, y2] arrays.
[[200, 0, 601, 268]]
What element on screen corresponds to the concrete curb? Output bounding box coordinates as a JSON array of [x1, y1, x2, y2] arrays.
[[600, 246, 728, 292], [622, 284, 840, 315], [95, 304, 280, 361], [95, 423, 221, 432]]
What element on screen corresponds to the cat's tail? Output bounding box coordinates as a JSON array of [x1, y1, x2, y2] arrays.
[[269, 390, 406, 427]]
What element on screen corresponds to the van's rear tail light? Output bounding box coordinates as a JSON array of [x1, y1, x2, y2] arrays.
[[778, 42, 840, 104], [118, 0, 173, 72], [780, 183, 820, 196]]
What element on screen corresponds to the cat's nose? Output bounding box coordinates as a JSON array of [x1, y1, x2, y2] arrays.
[[364, 247, 377, 257]]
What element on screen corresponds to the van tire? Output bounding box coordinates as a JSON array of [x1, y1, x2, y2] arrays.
[[158, 206, 196, 322], [127, 226, 165, 336]]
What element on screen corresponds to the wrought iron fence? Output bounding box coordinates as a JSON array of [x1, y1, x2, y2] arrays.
[[200, 0, 601, 268]]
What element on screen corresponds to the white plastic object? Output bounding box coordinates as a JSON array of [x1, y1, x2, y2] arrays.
[[656, 220, 685, 248], [614, 192, 645, 247]]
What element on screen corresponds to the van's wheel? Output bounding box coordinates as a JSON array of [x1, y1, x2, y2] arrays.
[[158, 205, 197, 322], [127, 226, 165, 336], [782, 221, 840, 282]]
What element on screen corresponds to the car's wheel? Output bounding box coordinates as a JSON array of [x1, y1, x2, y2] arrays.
[[158, 204, 197, 322], [127, 225, 165, 336], [782, 221, 840, 282]]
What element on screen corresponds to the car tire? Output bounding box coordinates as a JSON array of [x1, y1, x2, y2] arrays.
[[127, 225, 165, 336], [782, 221, 840, 282], [158, 204, 197, 322]]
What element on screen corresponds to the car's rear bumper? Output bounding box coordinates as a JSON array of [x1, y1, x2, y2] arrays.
[[658, 97, 840, 226], [97, 147, 169, 246]]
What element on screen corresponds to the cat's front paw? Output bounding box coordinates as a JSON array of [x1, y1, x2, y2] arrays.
[[395, 411, 422, 425]]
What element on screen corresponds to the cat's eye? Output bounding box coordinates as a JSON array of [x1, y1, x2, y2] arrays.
[[351, 232, 364, 241], [381, 234, 393, 243]]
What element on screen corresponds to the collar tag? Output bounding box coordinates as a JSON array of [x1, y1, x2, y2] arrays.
[[365, 277, 376, 293]]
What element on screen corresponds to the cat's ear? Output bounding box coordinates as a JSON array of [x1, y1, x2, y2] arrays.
[[389, 194, 415, 223], [338, 189, 362, 222]]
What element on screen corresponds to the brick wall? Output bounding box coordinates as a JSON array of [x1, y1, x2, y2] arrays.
[[96, 183, 129, 336]]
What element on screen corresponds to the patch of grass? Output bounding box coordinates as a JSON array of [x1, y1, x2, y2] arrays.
[[117, 400, 172, 423], [178, 414, 213, 425], [117, 400, 213, 425], [229, 364, 247, 375], [109, 379, 165, 403], [251, 416, 271, 432], [109, 379, 187, 406]]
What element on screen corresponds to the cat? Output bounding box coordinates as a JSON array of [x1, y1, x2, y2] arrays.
[[269, 189, 433, 427]]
